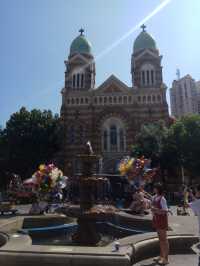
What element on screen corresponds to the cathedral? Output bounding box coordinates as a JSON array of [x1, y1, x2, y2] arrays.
[[60, 25, 169, 174]]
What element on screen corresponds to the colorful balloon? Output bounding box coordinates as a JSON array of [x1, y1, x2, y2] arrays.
[[24, 163, 66, 195], [118, 156, 156, 183]]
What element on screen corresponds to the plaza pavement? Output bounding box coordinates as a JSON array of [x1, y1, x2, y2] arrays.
[[134, 254, 199, 266], [0, 205, 199, 266]]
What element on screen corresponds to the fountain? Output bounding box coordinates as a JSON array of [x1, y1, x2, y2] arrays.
[[60, 141, 118, 245], [0, 142, 162, 266]]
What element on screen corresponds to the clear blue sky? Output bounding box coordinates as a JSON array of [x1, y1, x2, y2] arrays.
[[0, 0, 200, 127]]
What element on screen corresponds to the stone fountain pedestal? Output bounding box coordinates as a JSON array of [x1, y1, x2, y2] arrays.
[[72, 216, 101, 245], [62, 142, 117, 246]]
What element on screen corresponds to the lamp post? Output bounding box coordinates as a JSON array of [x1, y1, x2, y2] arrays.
[[181, 165, 185, 185], [180, 156, 185, 185]]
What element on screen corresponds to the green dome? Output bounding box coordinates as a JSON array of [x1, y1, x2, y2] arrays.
[[134, 30, 157, 53], [70, 32, 92, 55]]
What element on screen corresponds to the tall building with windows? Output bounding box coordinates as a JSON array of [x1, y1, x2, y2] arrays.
[[170, 75, 198, 118], [196, 81, 200, 114], [60, 26, 169, 174]]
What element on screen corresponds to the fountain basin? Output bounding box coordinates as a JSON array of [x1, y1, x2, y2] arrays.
[[0, 233, 8, 248], [20, 221, 148, 247], [192, 242, 200, 254], [0, 216, 134, 266], [1, 214, 199, 266]]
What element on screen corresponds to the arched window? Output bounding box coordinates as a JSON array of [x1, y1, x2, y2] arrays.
[[142, 71, 145, 85], [72, 70, 85, 89], [109, 97, 112, 103], [110, 125, 117, 146], [103, 130, 108, 151], [71, 98, 75, 104], [152, 95, 156, 102], [99, 97, 103, 104], [119, 96, 122, 103], [102, 117, 126, 153], [77, 74, 80, 88], [138, 96, 141, 102], [151, 70, 154, 85], [73, 75, 76, 88], [67, 125, 75, 144], [102, 118, 126, 153], [143, 96, 146, 103], [104, 97, 107, 104], [76, 98, 79, 104], [147, 95, 151, 103], [140, 63, 155, 86], [81, 74, 84, 88], [114, 96, 117, 103], [119, 129, 125, 151], [123, 96, 127, 104], [147, 70, 150, 85], [80, 98, 84, 104]]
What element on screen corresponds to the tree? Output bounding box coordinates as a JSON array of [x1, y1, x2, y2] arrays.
[[132, 115, 200, 183], [0, 127, 8, 188], [1, 107, 61, 180], [168, 115, 200, 177], [132, 121, 171, 169]]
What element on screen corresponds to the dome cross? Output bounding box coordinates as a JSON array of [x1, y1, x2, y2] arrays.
[[141, 24, 146, 32], [79, 28, 84, 36]]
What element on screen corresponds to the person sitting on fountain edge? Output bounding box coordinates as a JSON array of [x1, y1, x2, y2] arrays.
[[129, 185, 151, 215]]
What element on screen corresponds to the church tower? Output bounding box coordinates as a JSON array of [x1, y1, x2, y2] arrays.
[[64, 29, 95, 91], [131, 25, 163, 89], [60, 29, 96, 174]]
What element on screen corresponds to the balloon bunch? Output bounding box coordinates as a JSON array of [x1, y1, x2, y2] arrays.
[[118, 156, 157, 182], [118, 157, 135, 176], [24, 164, 68, 194]]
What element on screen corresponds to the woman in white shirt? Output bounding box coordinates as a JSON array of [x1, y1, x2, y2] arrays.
[[151, 183, 169, 265]]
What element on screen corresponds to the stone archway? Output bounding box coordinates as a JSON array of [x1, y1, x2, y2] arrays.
[[97, 107, 130, 152]]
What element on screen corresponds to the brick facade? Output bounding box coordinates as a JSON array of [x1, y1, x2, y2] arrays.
[[60, 30, 169, 174]]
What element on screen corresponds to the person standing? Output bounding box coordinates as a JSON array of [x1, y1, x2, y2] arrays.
[[182, 185, 190, 215], [151, 183, 169, 265], [188, 184, 200, 236]]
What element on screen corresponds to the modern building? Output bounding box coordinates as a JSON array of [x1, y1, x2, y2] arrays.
[[170, 75, 198, 118], [196, 81, 200, 114], [60, 26, 169, 174]]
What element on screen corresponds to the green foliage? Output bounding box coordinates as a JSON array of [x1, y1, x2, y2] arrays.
[[168, 115, 200, 176], [0, 107, 61, 185], [132, 115, 200, 178], [0, 127, 9, 188], [132, 121, 168, 158]]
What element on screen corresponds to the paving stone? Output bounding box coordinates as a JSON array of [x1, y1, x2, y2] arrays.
[[134, 254, 199, 266]]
